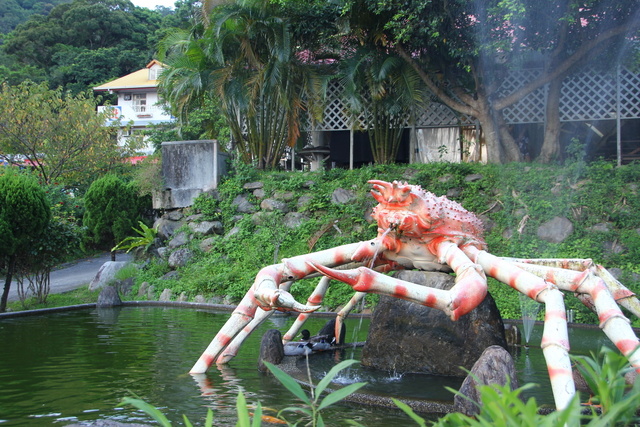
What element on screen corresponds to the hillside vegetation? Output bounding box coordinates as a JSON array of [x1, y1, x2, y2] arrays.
[[132, 158, 640, 324]]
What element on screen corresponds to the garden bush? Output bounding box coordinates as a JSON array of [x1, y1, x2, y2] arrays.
[[83, 174, 150, 256]]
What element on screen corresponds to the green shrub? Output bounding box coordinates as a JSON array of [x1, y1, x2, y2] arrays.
[[192, 193, 222, 221], [83, 174, 149, 253], [396, 347, 640, 427], [113, 221, 158, 255], [121, 359, 366, 426], [119, 350, 640, 426], [0, 169, 51, 312]]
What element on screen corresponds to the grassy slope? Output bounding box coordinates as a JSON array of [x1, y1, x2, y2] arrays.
[[9, 160, 640, 324], [132, 160, 640, 324]]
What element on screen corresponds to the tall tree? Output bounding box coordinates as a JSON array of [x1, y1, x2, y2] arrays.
[[338, 2, 426, 164], [0, 170, 50, 312], [0, 0, 70, 34], [159, 0, 328, 169], [0, 82, 136, 188], [366, 0, 640, 163]]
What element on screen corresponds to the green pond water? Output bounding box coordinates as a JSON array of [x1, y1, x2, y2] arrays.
[[0, 306, 614, 426]]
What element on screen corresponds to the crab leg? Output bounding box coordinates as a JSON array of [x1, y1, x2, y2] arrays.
[[330, 263, 405, 344], [190, 276, 309, 373], [217, 282, 294, 364], [501, 258, 640, 317], [332, 291, 367, 344], [283, 276, 331, 343], [464, 246, 575, 410], [191, 241, 379, 373], [509, 262, 640, 371], [323, 266, 394, 345], [311, 240, 487, 320]]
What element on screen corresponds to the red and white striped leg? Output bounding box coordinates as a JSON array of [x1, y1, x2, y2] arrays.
[[464, 246, 575, 410], [283, 276, 331, 342], [508, 261, 640, 371], [191, 241, 379, 372], [333, 291, 367, 344], [216, 307, 273, 364], [311, 240, 487, 321], [217, 281, 295, 364], [190, 288, 264, 374], [594, 264, 640, 317], [501, 258, 640, 317]]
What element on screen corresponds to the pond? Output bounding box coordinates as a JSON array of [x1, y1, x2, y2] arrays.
[[0, 305, 614, 426]]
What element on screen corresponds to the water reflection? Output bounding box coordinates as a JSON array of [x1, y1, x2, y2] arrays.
[[0, 306, 614, 426]]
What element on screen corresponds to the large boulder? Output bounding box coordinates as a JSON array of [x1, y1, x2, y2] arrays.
[[189, 220, 223, 236], [331, 188, 356, 204], [168, 248, 194, 268], [154, 215, 184, 241], [454, 345, 519, 416], [89, 261, 129, 291], [232, 194, 257, 214], [361, 270, 507, 376], [537, 216, 573, 243]]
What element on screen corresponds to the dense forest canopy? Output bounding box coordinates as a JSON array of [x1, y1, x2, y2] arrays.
[[0, 0, 72, 34], [0, 0, 197, 91]]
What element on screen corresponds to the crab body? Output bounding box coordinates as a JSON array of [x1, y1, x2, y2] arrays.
[[368, 180, 486, 271], [191, 180, 640, 412]]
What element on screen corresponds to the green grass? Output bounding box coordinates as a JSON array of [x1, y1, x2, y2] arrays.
[[5, 285, 101, 312]]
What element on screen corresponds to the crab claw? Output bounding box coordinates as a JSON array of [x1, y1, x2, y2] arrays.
[[275, 290, 321, 313], [255, 286, 320, 313], [309, 262, 373, 291]]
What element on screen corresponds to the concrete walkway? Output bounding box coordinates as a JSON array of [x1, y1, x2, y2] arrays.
[[2, 252, 133, 303]]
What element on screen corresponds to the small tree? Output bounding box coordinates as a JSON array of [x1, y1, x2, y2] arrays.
[[15, 216, 82, 306], [0, 170, 50, 312], [83, 174, 148, 261], [341, 46, 426, 164], [0, 81, 136, 188]]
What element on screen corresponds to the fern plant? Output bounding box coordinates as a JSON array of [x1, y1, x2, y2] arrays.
[[112, 221, 158, 253]]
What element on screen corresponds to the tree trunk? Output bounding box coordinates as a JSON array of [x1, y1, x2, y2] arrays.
[[0, 256, 16, 312], [496, 112, 523, 162], [539, 76, 563, 163], [111, 250, 116, 262], [474, 96, 504, 164]]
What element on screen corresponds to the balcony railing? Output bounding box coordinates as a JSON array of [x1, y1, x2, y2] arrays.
[[98, 105, 172, 122]]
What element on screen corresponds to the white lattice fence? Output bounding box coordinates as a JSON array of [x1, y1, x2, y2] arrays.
[[300, 66, 640, 132], [560, 71, 617, 121], [620, 68, 640, 118], [501, 69, 547, 124]]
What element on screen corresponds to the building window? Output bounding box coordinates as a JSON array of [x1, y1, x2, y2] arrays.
[[133, 93, 147, 112], [149, 67, 164, 80], [124, 93, 132, 101]]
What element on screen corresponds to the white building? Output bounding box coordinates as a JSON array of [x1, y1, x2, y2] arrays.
[[94, 60, 174, 154]]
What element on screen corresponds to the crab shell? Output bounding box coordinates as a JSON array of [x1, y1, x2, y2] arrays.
[[368, 180, 487, 270]]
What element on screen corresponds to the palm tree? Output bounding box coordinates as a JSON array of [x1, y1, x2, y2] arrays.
[[340, 46, 426, 164], [159, 0, 328, 169]]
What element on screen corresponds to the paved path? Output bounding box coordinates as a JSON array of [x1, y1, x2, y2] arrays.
[[2, 252, 133, 303]]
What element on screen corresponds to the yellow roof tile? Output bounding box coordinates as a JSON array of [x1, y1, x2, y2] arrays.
[[94, 60, 164, 91]]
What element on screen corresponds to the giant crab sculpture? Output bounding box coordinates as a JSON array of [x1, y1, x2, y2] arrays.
[[191, 180, 640, 410]]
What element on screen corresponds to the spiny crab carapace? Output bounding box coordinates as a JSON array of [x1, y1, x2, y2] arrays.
[[190, 179, 640, 410]]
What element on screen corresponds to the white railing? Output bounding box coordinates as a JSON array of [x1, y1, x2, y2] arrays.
[[98, 105, 172, 122]]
